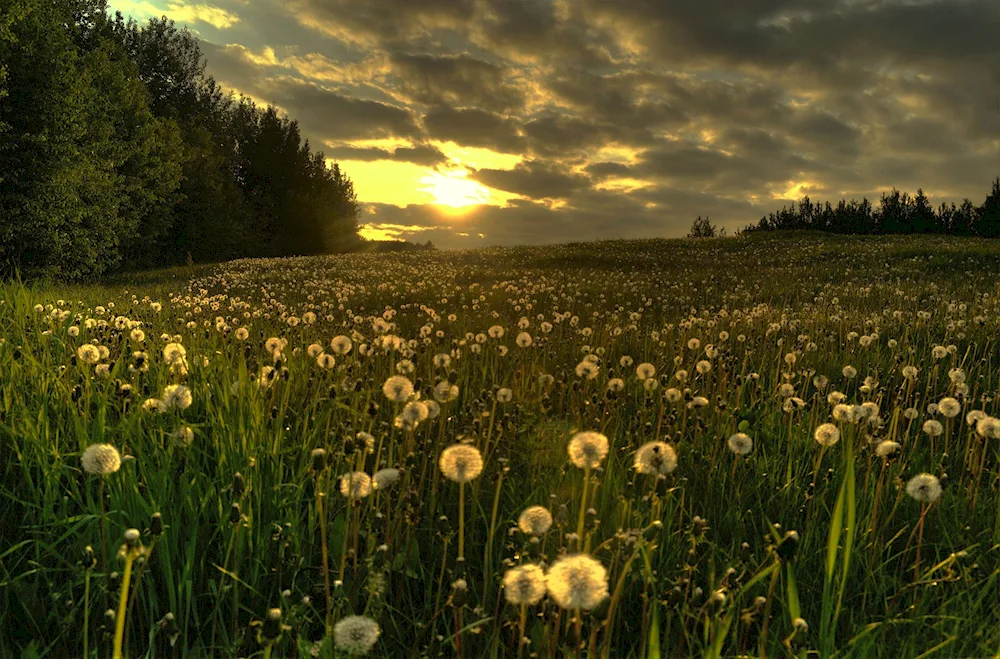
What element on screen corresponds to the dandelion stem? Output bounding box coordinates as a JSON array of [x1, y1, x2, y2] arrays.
[[112, 549, 137, 659], [458, 481, 466, 560], [83, 567, 91, 659], [576, 466, 590, 550], [317, 476, 333, 635]]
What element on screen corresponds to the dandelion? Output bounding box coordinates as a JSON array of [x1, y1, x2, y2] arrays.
[[333, 615, 380, 656], [546, 554, 608, 610], [727, 433, 753, 456], [329, 335, 353, 355], [82, 444, 121, 476], [976, 416, 1000, 438], [516, 332, 533, 347], [488, 325, 505, 339], [842, 365, 857, 379], [875, 440, 900, 458], [633, 441, 677, 475], [77, 344, 101, 365], [496, 387, 513, 403], [696, 360, 712, 375], [937, 397, 960, 418], [161, 384, 192, 411], [931, 345, 948, 360], [235, 327, 249, 341], [567, 432, 609, 469], [162, 342, 186, 365], [814, 423, 840, 447], [636, 363, 656, 380], [503, 564, 547, 605], [339, 472, 372, 500], [396, 401, 428, 431], [434, 380, 459, 403], [171, 427, 194, 448], [439, 444, 484, 484], [382, 375, 413, 403], [372, 468, 400, 490], [923, 419, 944, 437], [905, 473, 942, 503], [518, 506, 553, 536], [575, 360, 600, 380], [902, 365, 918, 380], [316, 353, 336, 369]]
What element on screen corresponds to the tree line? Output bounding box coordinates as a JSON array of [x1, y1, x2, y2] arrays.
[[0, 0, 362, 281], [742, 178, 1000, 236]]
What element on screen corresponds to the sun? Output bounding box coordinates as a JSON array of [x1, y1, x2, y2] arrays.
[[418, 169, 491, 211]]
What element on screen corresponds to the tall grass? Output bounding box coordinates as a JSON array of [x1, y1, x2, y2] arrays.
[[0, 234, 998, 657]]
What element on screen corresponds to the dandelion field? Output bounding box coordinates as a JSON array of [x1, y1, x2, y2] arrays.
[[2, 232, 1000, 659]]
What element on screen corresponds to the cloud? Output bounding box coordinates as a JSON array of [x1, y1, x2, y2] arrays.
[[423, 107, 525, 153], [137, 0, 1000, 245], [387, 52, 525, 113], [165, 2, 240, 29], [111, 1, 241, 28], [263, 78, 423, 141], [469, 160, 591, 199], [327, 143, 448, 166]]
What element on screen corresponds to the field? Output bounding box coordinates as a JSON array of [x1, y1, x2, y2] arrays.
[[2, 232, 1000, 659]]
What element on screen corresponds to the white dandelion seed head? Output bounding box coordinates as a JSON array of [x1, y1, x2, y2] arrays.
[[546, 554, 609, 610], [937, 397, 960, 418], [503, 564, 547, 606], [922, 419, 944, 437], [81, 443, 121, 476], [875, 440, 900, 458], [727, 433, 753, 456], [518, 506, 553, 536], [333, 615, 380, 655], [382, 375, 414, 403], [439, 444, 484, 483], [161, 384, 192, 411], [905, 473, 942, 503], [814, 423, 840, 447], [339, 472, 373, 499], [567, 431, 609, 469], [633, 441, 677, 475], [372, 468, 400, 491]]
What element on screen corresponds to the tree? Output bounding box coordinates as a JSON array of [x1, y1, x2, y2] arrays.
[[911, 188, 935, 233], [978, 177, 1000, 238], [687, 215, 718, 238]]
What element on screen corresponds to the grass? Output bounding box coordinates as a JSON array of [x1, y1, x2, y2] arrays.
[[0, 232, 999, 658]]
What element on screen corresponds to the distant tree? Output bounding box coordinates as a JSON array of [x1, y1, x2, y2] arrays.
[[978, 177, 1000, 238], [687, 215, 718, 238], [911, 188, 936, 233]]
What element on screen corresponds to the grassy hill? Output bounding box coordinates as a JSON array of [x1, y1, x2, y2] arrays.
[[2, 232, 1000, 658]]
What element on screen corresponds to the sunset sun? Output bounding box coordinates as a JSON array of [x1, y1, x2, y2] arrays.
[[418, 169, 491, 211]]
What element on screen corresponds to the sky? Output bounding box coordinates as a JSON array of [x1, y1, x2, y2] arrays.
[[106, 0, 1000, 248]]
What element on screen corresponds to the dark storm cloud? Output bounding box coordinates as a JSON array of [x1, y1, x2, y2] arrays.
[[474, 0, 621, 66], [584, 161, 633, 181], [326, 144, 448, 166], [287, 0, 478, 49], [423, 107, 525, 153], [171, 0, 1000, 245], [387, 52, 525, 113], [469, 161, 591, 199], [265, 78, 423, 141]]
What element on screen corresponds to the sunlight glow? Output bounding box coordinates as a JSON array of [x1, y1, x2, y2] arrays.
[[418, 169, 492, 209]]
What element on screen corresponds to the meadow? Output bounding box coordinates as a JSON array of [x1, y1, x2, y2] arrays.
[[1, 232, 999, 658]]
